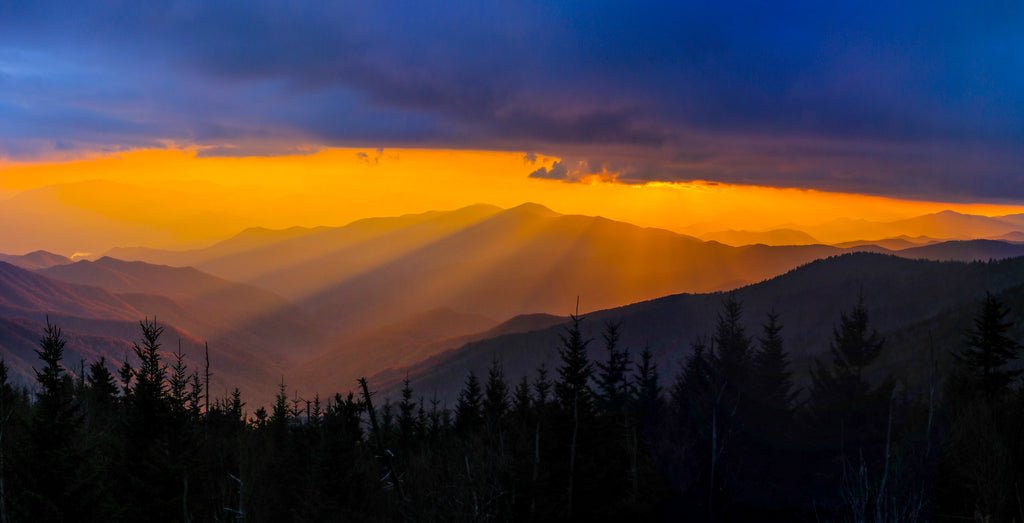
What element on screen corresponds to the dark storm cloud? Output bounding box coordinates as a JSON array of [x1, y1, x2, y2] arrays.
[[1, 1, 1023, 200], [529, 161, 571, 181]]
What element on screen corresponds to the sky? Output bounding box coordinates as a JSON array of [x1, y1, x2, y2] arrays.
[[2, 1, 1024, 253]]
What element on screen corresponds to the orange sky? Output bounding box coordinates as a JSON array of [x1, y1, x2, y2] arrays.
[[3, 147, 1024, 255]]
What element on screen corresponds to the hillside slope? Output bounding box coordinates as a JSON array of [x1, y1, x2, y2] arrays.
[[369, 253, 1024, 401]]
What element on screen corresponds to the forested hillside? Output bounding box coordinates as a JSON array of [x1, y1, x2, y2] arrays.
[[1, 254, 1023, 521]]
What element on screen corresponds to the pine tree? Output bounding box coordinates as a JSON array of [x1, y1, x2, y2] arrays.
[[822, 293, 884, 383], [809, 295, 886, 415], [86, 357, 118, 404], [169, 340, 189, 414], [398, 376, 418, 445], [595, 321, 631, 412], [533, 364, 551, 408], [634, 345, 661, 415], [512, 376, 532, 421], [228, 388, 245, 424], [122, 318, 178, 521], [483, 357, 509, 427], [22, 319, 84, 520], [954, 292, 1022, 400], [806, 294, 895, 516], [554, 313, 594, 416], [0, 359, 22, 523], [752, 312, 797, 411], [455, 371, 483, 434], [131, 318, 168, 409], [712, 294, 752, 388], [271, 378, 291, 433]]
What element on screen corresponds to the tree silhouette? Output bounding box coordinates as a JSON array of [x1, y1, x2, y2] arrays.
[[455, 371, 483, 434], [595, 320, 631, 412], [752, 312, 797, 413], [22, 319, 85, 521], [954, 291, 1022, 400]]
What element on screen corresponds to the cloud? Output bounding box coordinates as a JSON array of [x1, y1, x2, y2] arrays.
[[0, 1, 1022, 200], [529, 161, 570, 181]]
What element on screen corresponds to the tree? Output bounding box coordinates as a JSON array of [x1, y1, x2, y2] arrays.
[[752, 312, 797, 412], [954, 292, 1022, 400], [86, 357, 118, 405], [594, 321, 632, 412], [455, 372, 483, 434], [397, 376, 419, 447], [824, 293, 884, 382], [131, 318, 168, 410], [22, 319, 85, 520], [554, 313, 594, 416], [169, 340, 189, 414], [712, 294, 752, 386], [806, 295, 895, 518], [809, 294, 887, 417], [511, 376, 532, 421], [634, 345, 661, 415], [483, 357, 509, 430], [533, 364, 551, 408]]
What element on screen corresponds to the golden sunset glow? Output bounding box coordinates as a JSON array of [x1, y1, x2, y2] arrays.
[[3, 147, 1024, 255]]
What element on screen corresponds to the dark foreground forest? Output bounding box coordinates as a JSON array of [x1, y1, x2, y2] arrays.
[[1, 291, 1023, 522]]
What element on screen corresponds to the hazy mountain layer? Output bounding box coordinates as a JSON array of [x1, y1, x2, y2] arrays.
[[369, 253, 1024, 401]]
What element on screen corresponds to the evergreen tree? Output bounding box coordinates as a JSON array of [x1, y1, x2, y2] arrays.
[[22, 319, 85, 520], [554, 313, 594, 417], [483, 357, 509, 427], [455, 371, 483, 434], [666, 337, 714, 508], [553, 313, 595, 519], [512, 376, 532, 421], [806, 295, 895, 518], [131, 318, 168, 411], [271, 378, 291, 433], [398, 376, 418, 446], [712, 294, 752, 387], [86, 357, 118, 405], [954, 291, 1022, 400], [809, 294, 887, 416], [634, 345, 661, 415], [169, 340, 189, 413], [533, 364, 552, 408], [122, 319, 177, 521], [823, 293, 884, 382], [0, 359, 24, 523], [594, 320, 631, 411], [752, 312, 797, 411]]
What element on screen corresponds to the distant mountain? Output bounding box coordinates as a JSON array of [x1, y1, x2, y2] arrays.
[[0, 250, 72, 270], [101, 225, 328, 267], [0, 261, 300, 405], [895, 239, 1024, 262], [294, 204, 859, 336], [995, 231, 1024, 243], [37, 257, 327, 365], [807, 210, 1024, 243], [833, 235, 941, 250], [68, 204, 1024, 396], [216, 204, 505, 301], [368, 253, 1024, 401], [699, 228, 819, 246], [93, 204, 1024, 345]]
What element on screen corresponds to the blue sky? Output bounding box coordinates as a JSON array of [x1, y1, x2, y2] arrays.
[[2, 1, 1023, 201]]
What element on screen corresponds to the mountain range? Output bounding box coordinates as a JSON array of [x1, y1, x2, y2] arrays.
[[4, 204, 1024, 405], [369, 253, 1024, 402]]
